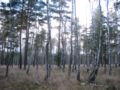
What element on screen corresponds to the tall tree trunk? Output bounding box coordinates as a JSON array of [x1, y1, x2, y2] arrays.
[[19, 29, 22, 69], [88, 0, 102, 83], [26, 34, 34, 74], [19, 0, 24, 69], [61, 18, 67, 71], [5, 48, 9, 77], [68, 0, 74, 77], [24, 23, 29, 70], [19, 25, 22, 69], [76, 28, 81, 81], [44, 0, 51, 81], [5, 0, 13, 77], [106, 0, 112, 75], [115, 0, 119, 67], [1, 41, 5, 65], [24, 1, 30, 70]]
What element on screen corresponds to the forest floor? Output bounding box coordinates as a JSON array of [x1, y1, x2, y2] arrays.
[[0, 65, 120, 90]]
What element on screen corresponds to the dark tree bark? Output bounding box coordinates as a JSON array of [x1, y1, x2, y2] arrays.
[[24, 23, 29, 70], [77, 65, 80, 81], [19, 28, 22, 69], [24, 1, 30, 70], [19, 0, 25, 69], [5, 48, 9, 77], [44, 0, 51, 81]]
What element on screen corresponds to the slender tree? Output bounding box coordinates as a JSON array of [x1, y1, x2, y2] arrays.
[[87, 0, 103, 83], [44, 0, 52, 81]]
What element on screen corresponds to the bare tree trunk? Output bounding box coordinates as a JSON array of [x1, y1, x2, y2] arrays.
[[115, 0, 119, 67], [76, 28, 81, 81], [24, 1, 30, 70], [44, 0, 51, 81], [61, 33, 65, 71], [19, 26, 22, 69], [26, 34, 34, 74], [19, 0, 25, 69], [5, 48, 9, 77], [0, 41, 5, 65], [61, 18, 67, 71], [68, 0, 74, 77], [77, 65, 80, 81], [106, 0, 112, 75], [88, 0, 102, 83], [24, 25, 29, 70], [5, 1, 13, 77]]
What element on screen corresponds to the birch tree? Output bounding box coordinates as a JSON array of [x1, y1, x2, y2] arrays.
[[87, 0, 103, 83]]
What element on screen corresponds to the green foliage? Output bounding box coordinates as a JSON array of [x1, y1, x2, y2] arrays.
[[55, 51, 61, 66], [34, 29, 46, 49], [50, 0, 71, 21]]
